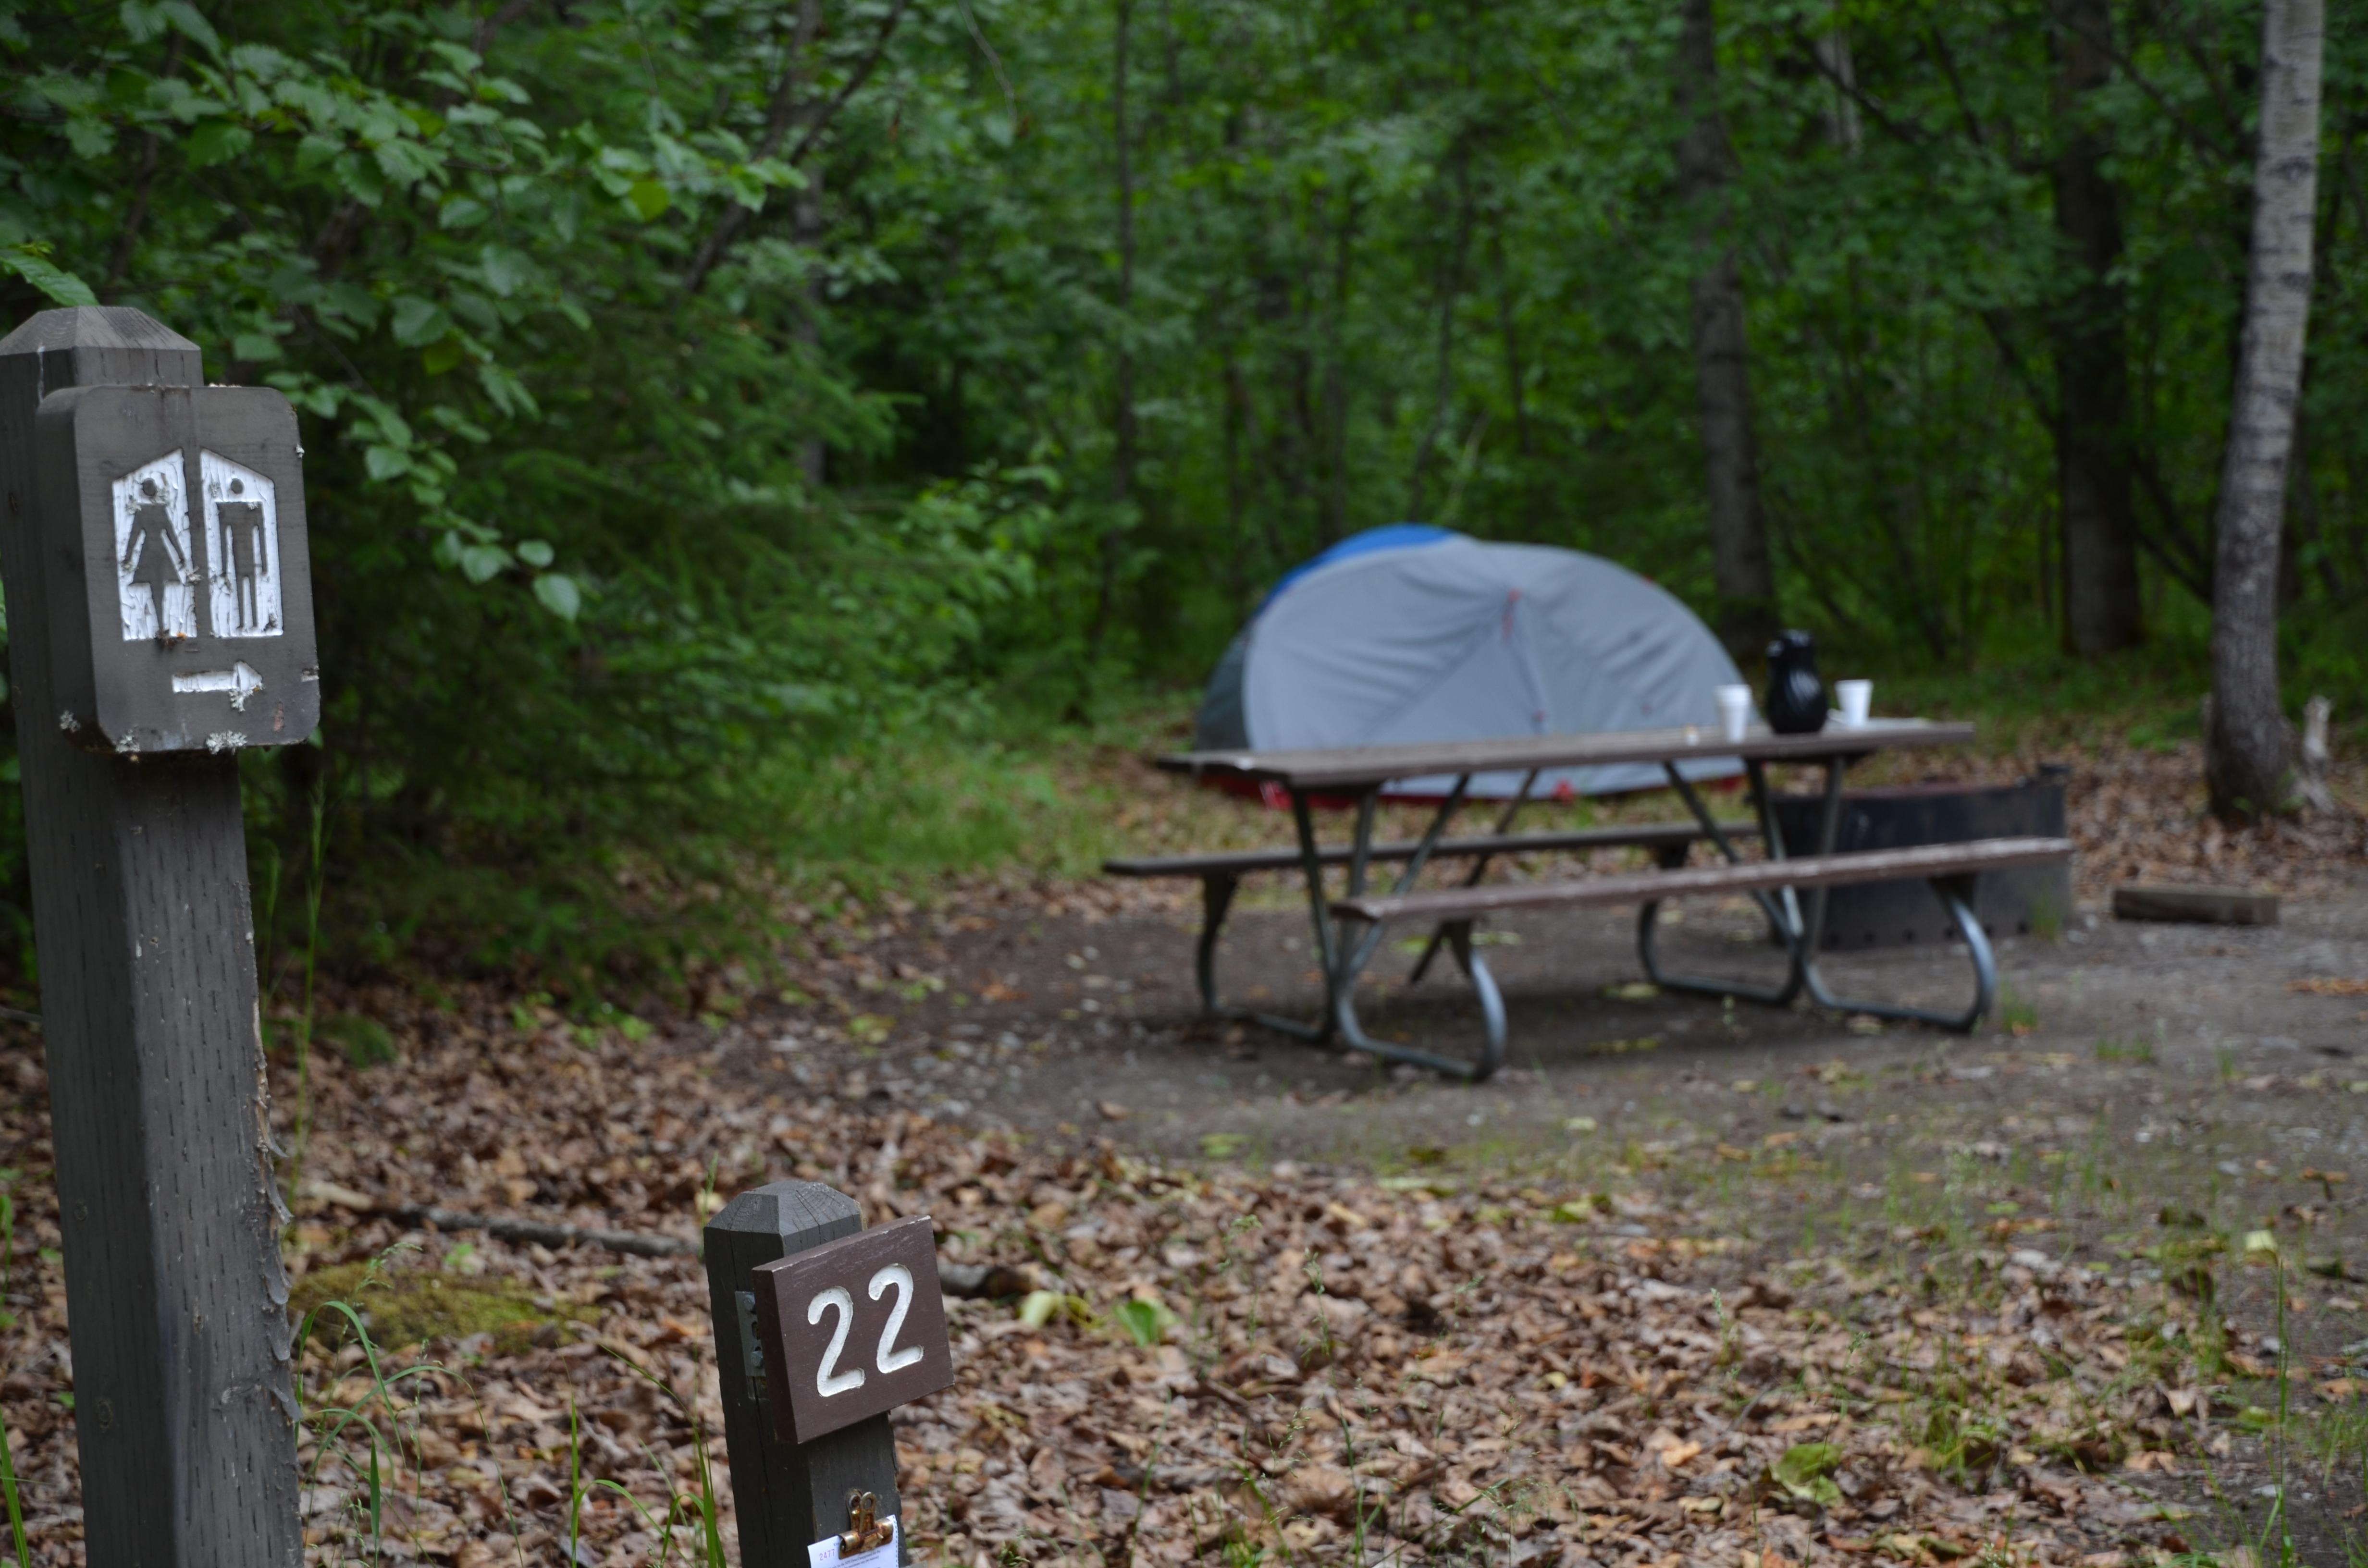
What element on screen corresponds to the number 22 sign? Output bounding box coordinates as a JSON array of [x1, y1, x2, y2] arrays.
[[751, 1215, 955, 1444]]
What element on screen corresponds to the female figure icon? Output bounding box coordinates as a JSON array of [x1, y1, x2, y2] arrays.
[[120, 472, 194, 639]]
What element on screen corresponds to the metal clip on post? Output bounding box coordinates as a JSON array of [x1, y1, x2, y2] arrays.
[[843, 1490, 896, 1553]]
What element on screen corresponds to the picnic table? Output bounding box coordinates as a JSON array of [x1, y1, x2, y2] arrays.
[[1120, 719, 2071, 1079]]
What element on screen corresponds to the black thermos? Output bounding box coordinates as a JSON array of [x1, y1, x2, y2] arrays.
[[1763, 629, 1827, 735]]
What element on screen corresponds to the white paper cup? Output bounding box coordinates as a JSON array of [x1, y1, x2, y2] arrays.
[[1835, 679, 1872, 728], [1714, 684, 1752, 744]]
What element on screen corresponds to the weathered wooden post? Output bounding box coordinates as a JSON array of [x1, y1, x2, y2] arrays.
[[704, 1182, 952, 1566], [0, 307, 320, 1563]]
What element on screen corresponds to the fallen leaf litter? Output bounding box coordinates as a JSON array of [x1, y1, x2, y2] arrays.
[[0, 999, 2234, 1565]]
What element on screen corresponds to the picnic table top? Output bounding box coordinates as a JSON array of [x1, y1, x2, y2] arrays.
[[1156, 718, 1979, 791]]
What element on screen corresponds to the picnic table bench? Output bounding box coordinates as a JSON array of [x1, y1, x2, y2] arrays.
[[1105, 818, 1763, 1019], [1116, 721, 2073, 1081]]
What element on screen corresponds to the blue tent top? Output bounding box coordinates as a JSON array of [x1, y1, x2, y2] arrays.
[[1259, 524, 1454, 611]]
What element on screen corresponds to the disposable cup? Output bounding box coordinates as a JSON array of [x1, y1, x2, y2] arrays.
[[1835, 679, 1873, 728], [1714, 684, 1752, 744]]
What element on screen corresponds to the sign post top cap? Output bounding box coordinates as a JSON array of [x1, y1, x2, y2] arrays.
[[0, 306, 199, 360], [710, 1180, 862, 1241]]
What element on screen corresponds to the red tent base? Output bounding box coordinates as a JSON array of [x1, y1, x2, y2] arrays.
[[1194, 771, 1747, 814]]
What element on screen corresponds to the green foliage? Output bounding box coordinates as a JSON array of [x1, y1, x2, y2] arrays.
[[0, 0, 1074, 987], [0, 0, 2359, 990], [0, 240, 92, 306], [290, 1259, 588, 1355], [1116, 1296, 1175, 1348], [0, 1399, 25, 1568], [1918, 1404, 2010, 1481], [320, 1012, 398, 1068], [1771, 1440, 1842, 1506]]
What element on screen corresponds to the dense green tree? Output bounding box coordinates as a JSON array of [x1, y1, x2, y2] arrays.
[[0, 0, 2359, 983]]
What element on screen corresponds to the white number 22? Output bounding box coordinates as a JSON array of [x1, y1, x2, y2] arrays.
[[809, 1266, 926, 1400]]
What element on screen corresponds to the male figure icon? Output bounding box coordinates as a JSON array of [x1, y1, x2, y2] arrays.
[[219, 476, 267, 633], [199, 451, 280, 638]]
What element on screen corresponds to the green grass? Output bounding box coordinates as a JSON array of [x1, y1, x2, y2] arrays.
[[600, 1349, 736, 1566], [292, 1248, 729, 1566], [1855, 597, 2367, 766], [290, 1258, 595, 1356], [0, 1401, 27, 1568], [285, 620, 2363, 1017], [1871, 638, 2206, 743], [307, 707, 1171, 1012], [759, 732, 1134, 893], [319, 1013, 398, 1068]]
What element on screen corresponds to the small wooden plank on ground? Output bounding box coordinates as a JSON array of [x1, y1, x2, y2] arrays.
[[2111, 883, 2280, 926]]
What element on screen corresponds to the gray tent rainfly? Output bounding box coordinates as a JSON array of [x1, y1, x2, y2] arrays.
[[1196, 526, 1749, 798]]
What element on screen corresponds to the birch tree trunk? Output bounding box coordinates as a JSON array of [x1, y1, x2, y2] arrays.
[[1675, 0, 1779, 659], [2207, 0, 2324, 818]]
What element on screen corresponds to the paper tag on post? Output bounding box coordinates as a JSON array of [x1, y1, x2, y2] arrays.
[[808, 1516, 898, 1568]]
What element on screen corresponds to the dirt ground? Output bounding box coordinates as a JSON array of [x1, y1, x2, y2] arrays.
[[788, 851, 2368, 1561], [2, 743, 2367, 1565]]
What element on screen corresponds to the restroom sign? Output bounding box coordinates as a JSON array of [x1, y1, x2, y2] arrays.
[[37, 383, 317, 754]]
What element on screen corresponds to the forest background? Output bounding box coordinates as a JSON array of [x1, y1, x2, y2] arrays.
[[0, 0, 2361, 1009]]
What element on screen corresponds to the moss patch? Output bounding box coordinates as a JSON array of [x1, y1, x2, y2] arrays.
[[290, 1262, 595, 1356]]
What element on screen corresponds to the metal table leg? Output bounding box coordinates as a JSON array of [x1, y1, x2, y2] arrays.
[[1187, 798, 1334, 1044], [1340, 778, 1470, 985], [1210, 787, 1342, 1043], [1637, 759, 1809, 1006], [1194, 873, 1238, 1016], [1798, 874, 2001, 1031], [1635, 751, 2001, 1032], [1207, 781, 1488, 1058], [1320, 778, 1506, 1079], [1406, 767, 1540, 984], [1784, 758, 2001, 1030]]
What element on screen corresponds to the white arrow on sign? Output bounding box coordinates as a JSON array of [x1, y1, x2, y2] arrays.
[[171, 661, 264, 712]]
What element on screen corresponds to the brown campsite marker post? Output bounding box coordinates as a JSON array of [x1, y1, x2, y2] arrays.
[[706, 1182, 952, 1565], [0, 307, 320, 1564]]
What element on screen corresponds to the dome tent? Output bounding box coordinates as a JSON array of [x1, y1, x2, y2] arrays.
[[1195, 526, 1748, 798]]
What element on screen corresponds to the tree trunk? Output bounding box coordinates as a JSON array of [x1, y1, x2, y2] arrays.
[[1491, 223, 1533, 461], [1674, 0, 1779, 659], [1087, 0, 1138, 660], [2049, 0, 2145, 654], [1320, 193, 1358, 546], [2284, 149, 2345, 601], [2207, 0, 2323, 818], [1813, 21, 1860, 151], [1222, 345, 1251, 611], [793, 0, 826, 491], [1408, 152, 1474, 521]]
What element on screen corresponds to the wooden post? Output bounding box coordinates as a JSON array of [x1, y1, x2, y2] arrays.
[[704, 1181, 905, 1566], [0, 309, 301, 1563]]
